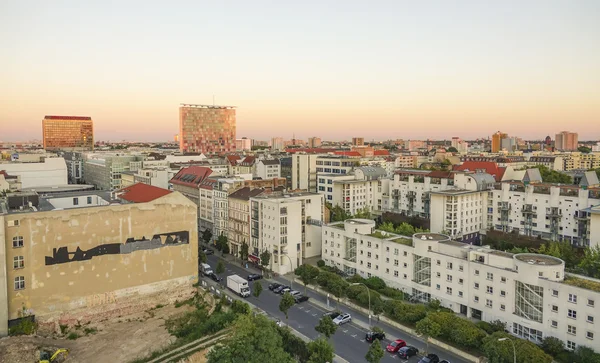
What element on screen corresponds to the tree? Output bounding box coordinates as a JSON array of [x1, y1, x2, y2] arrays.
[[222, 243, 230, 255], [353, 206, 372, 219], [307, 338, 334, 363], [231, 300, 251, 315], [447, 146, 458, 153], [216, 260, 225, 275], [330, 205, 352, 222], [416, 317, 442, 354], [260, 250, 271, 276], [201, 229, 213, 244], [279, 292, 295, 321], [365, 339, 385, 363], [531, 165, 572, 184], [541, 336, 564, 357], [574, 346, 600, 363], [578, 245, 600, 278], [482, 332, 552, 363], [295, 264, 320, 294], [207, 314, 295, 363], [198, 251, 207, 264], [538, 241, 577, 268], [578, 146, 592, 153], [428, 298, 441, 310], [240, 242, 249, 262], [315, 315, 337, 339], [253, 281, 263, 300], [378, 221, 396, 233], [216, 235, 228, 253]]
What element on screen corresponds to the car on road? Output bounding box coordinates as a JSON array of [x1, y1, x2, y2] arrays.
[[279, 287, 292, 294], [332, 313, 351, 325], [386, 339, 406, 352], [207, 272, 222, 282], [365, 331, 386, 343], [273, 285, 290, 294], [323, 311, 342, 320], [289, 290, 301, 297], [202, 248, 214, 255], [418, 354, 440, 363], [397, 346, 419, 359], [269, 283, 282, 291], [247, 273, 262, 281], [294, 295, 309, 303], [440, 360, 451, 363]]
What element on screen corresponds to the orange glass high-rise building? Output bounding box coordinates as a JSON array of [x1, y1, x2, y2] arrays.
[[179, 104, 236, 154], [42, 115, 94, 150], [491, 131, 507, 153]]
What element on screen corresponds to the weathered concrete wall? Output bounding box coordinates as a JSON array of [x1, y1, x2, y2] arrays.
[[0, 215, 8, 336], [3, 192, 198, 321]]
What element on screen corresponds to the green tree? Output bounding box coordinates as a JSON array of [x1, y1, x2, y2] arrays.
[[574, 346, 600, 363], [216, 260, 225, 275], [240, 242, 249, 261], [207, 314, 295, 363], [253, 281, 263, 300], [395, 222, 416, 236], [330, 205, 352, 222], [260, 250, 271, 276], [365, 338, 385, 363], [201, 229, 213, 244], [279, 292, 295, 321], [307, 338, 334, 363], [541, 336, 564, 357], [531, 165, 572, 184], [447, 146, 458, 153], [416, 317, 442, 354], [364, 276, 386, 291], [482, 332, 552, 363], [295, 264, 321, 294], [578, 146, 592, 153], [198, 251, 207, 264], [578, 245, 600, 278], [378, 221, 396, 233], [538, 241, 577, 268], [216, 235, 228, 254], [315, 315, 337, 339], [231, 300, 251, 315], [353, 206, 372, 219], [428, 298, 441, 310], [278, 326, 311, 363]]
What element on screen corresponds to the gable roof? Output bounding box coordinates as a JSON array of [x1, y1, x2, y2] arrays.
[[170, 166, 213, 188], [228, 187, 265, 201], [453, 161, 506, 182], [116, 183, 172, 203], [239, 156, 256, 166], [260, 159, 280, 165], [226, 155, 241, 165]]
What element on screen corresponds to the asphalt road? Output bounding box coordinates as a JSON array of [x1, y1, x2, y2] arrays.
[[206, 253, 470, 363]]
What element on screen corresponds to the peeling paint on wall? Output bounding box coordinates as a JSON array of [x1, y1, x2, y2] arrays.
[[86, 292, 117, 308]]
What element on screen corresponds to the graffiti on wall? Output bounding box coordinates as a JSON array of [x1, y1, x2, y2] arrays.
[[45, 231, 189, 265], [86, 292, 117, 308]]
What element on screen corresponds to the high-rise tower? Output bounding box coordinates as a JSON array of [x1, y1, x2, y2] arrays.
[[179, 104, 236, 154]]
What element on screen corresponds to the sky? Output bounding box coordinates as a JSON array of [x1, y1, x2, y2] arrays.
[[1, 1, 599, 142]]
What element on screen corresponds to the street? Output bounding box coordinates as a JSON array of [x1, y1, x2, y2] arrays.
[[206, 253, 471, 363]]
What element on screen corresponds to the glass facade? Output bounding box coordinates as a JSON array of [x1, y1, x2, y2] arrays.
[[515, 281, 544, 323], [42, 116, 94, 150], [179, 104, 236, 154]]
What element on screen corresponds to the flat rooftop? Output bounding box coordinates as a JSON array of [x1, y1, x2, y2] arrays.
[[515, 253, 563, 266], [180, 104, 236, 109], [440, 240, 469, 248], [414, 233, 449, 241]]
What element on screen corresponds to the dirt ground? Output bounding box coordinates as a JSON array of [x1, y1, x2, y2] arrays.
[[180, 349, 209, 363], [0, 304, 194, 363]]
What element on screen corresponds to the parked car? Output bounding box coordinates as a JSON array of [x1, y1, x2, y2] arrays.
[[202, 248, 214, 255], [269, 283, 282, 291], [323, 311, 341, 320], [279, 287, 292, 294], [418, 354, 440, 363], [365, 331, 386, 343], [274, 285, 290, 294], [289, 290, 301, 297], [247, 273, 262, 281], [294, 295, 309, 303], [386, 339, 406, 352], [207, 272, 222, 282], [397, 346, 419, 359], [332, 313, 351, 325], [440, 360, 451, 363]]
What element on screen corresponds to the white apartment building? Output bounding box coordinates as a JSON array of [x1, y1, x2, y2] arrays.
[[255, 159, 281, 180], [292, 154, 319, 192], [322, 221, 600, 353], [250, 192, 324, 274], [317, 166, 386, 215], [0, 157, 68, 189], [236, 138, 252, 151]]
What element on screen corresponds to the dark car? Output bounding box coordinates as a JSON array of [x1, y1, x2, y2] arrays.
[[202, 248, 214, 255], [440, 360, 451, 363], [418, 354, 440, 363], [365, 331, 386, 343], [397, 346, 419, 359], [247, 273, 263, 281], [268, 283, 282, 291], [294, 295, 309, 303], [207, 272, 221, 282], [322, 311, 341, 320], [273, 285, 290, 294]]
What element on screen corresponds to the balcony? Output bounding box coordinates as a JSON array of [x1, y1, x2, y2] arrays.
[[499, 202, 511, 211], [430, 178, 442, 185], [548, 208, 562, 218], [533, 186, 551, 195], [414, 176, 425, 183], [509, 184, 526, 192], [422, 193, 430, 201], [574, 211, 590, 221], [559, 188, 579, 197], [522, 204, 534, 214]]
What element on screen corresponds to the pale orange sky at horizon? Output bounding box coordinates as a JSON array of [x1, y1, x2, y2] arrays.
[[1, 1, 599, 142]]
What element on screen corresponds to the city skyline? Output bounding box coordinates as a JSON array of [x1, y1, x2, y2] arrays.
[[1, 1, 599, 141]]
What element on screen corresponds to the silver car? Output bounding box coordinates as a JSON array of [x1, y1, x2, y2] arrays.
[[289, 290, 301, 297], [332, 313, 351, 325]]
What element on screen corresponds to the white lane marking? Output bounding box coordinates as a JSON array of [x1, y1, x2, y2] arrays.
[[351, 334, 357, 338], [343, 329, 348, 333], [305, 309, 311, 313], [360, 339, 366, 342], [298, 306, 304, 310], [312, 313, 317, 317]]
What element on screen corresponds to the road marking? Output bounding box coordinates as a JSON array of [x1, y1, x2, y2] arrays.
[[305, 309, 311, 313], [360, 339, 366, 342], [312, 313, 317, 317], [298, 306, 304, 310], [343, 329, 348, 333], [351, 334, 357, 338]]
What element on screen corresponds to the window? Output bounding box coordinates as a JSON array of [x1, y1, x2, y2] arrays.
[[13, 256, 24, 269], [500, 304, 506, 311], [588, 299, 595, 307], [458, 278, 463, 285], [394, 260, 399, 266], [567, 341, 576, 351], [587, 315, 594, 323], [447, 262, 453, 269], [446, 287, 452, 295], [394, 248, 399, 255], [436, 284, 440, 290], [459, 265, 463, 272], [447, 275, 452, 282], [474, 282, 479, 289], [552, 290, 558, 297], [403, 263, 408, 268], [487, 272, 493, 281], [500, 290, 506, 297], [386, 258, 389, 263], [394, 271, 398, 277], [587, 331, 594, 340], [14, 276, 25, 290], [551, 320, 558, 328], [436, 259, 441, 266], [486, 286, 493, 294], [568, 325, 576, 335], [87, 196, 92, 204], [569, 294, 577, 303], [403, 251, 408, 257], [474, 270, 479, 276], [436, 272, 441, 278], [474, 296, 479, 302], [458, 291, 463, 297], [12, 236, 24, 248], [367, 262, 371, 269], [552, 305, 558, 313], [403, 274, 407, 279], [501, 277, 507, 283], [486, 299, 492, 308], [568, 309, 577, 319], [367, 252, 371, 258]]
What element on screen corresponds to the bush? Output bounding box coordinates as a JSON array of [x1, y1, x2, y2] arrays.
[[383, 300, 427, 325], [574, 346, 600, 363], [347, 274, 365, 284], [67, 332, 79, 340], [541, 336, 565, 357], [364, 276, 386, 291], [476, 321, 493, 334], [317, 260, 325, 268], [8, 318, 37, 336], [428, 299, 441, 310], [378, 287, 404, 300], [483, 332, 552, 363]]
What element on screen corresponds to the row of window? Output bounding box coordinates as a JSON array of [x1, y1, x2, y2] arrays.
[[551, 290, 595, 307]]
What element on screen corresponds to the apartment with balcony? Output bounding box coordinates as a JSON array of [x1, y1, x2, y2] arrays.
[[322, 222, 600, 353], [228, 187, 266, 257]]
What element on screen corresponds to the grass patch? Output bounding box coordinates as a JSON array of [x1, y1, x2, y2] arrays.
[[562, 275, 600, 292], [369, 231, 389, 239], [59, 324, 69, 335], [67, 332, 79, 340], [83, 327, 98, 335], [391, 237, 412, 246]]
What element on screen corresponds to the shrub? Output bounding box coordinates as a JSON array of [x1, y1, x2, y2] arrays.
[[364, 276, 386, 291], [483, 332, 552, 363], [8, 318, 37, 336], [347, 274, 365, 284], [541, 336, 564, 357], [383, 300, 427, 325], [67, 332, 79, 340], [378, 287, 404, 300], [317, 260, 325, 268], [574, 346, 600, 363], [428, 299, 441, 310]]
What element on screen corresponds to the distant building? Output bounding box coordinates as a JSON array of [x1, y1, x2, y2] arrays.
[[352, 137, 364, 146], [83, 153, 145, 190], [235, 138, 252, 151], [255, 159, 281, 180], [491, 131, 507, 153], [0, 157, 68, 189], [545, 136, 552, 145], [555, 131, 578, 151], [42, 115, 94, 151], [179, 104, 236, 154], [308, 137, 322, 148], [271, 137, 284, 151], [169, 166, 215, 232]]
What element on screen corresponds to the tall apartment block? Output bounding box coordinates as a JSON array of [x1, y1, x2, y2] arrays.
[[352, 137, 364, 146], [42, 115, 94, 150], [491, 131, 507, 153], [179, 104, 236, 154], [555, 131, 579, 151]]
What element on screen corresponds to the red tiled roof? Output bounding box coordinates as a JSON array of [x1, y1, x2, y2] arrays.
[[453, 161, 506, 182], [199, 178, 217, 190], [226, 155, 241, 165], [239, 156, 255, 166], [334, 151, 361, 157], [428, 171, 454, 178], [117, 183, 172, 203], [373, 150, 390, 156], [170, 166, 214, 188]]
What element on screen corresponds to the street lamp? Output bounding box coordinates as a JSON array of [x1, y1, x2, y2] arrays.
[[498, 337, 516, 363], [351, 283, 371, 327], [282, 254, 293, 290]]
